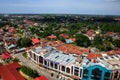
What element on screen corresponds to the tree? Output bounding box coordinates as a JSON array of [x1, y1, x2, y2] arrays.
[[75, 34, 91, 47], [93, 35, 103, 44], [17, 38, 32, 47], [12, 58, 19, 62], [21, 65, 38, 78], [112, 40, 120, 47]]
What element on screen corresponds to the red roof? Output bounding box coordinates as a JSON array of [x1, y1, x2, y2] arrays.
[[87, 53, 102, 60], [34, 75, 48, 80], [60, 34, 69, 38], [86, 29, 94, 37], [9, 27, 16, 33], [57, 44, 90, 55], [71, 38, 76, 42], [114, 18, 120, 21], [106, 50, 117, 55], [32, 38, 40, 44], [48, 35, 56, 39], [1, 52, 11, 60], [0, 62, 25, 80], [24, 20, 34, 25]]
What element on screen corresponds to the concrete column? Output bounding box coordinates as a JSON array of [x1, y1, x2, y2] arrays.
[[73, 67, 74, 75], [53, 63, 55, 69], [88, 69, 92, 80], [69, 67, 71, 74], [117, 71, 120, 79], [37, 56, 39, 64], [79, 69, 82, 78], [36, 55, 38, 63], [65, 66, 66, 73], [101, 70, 105, 80], [111, 71, 115, 80]]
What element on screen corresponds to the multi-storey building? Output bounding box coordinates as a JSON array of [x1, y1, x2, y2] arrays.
[[26, 43, 120, 80]]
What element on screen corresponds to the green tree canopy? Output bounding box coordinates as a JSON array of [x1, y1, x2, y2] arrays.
[[75, 34, 91, 47], [17, 38, 32, 47]]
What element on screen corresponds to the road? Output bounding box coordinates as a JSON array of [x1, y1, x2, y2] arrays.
[[13, 53, 58, 80]]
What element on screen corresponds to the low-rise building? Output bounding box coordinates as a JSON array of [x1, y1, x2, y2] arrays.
[[26, 41, 120, 80]]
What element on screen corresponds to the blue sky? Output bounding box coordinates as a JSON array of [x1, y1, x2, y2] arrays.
[[0, 0, 120, 15]]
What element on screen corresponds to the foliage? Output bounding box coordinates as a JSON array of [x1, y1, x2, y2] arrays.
[[22, 53, 28, 58], [17, 38, 32, 47], [93, 35, 103, 44], [21, 65, 38, 78], [112, 40, 120, 47], [5, 59, 10, 63], [75, 34, 91, 47], [12, 58, 19, 62]]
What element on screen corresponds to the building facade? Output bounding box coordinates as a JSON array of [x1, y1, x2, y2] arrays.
[[26, 45, 120, 80]]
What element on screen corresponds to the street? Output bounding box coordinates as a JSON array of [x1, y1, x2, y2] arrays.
[[13, 53, 57, 80]]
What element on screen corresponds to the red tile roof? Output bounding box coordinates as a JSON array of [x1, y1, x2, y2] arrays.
[[108, 32, 116, 36], [87, 53, 102, 60], [106, 50, 117, 55], [71, 38, 76, 42], [60, 34, 69, 38], [24, 20, 34, 25], [32, 38, 40, 44], [48, 35, 56, 39], [1, 51, 11, 60], [0, 62, 25, 80], [57, 44, 90, 55], [114, 18, 120, 21], [86, 29, 94, 37], [34, 75, 48, 80], [9, 27, 16, 33]]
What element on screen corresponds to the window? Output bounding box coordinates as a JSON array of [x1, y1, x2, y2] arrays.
[[39, 56, 43, 64], [55, 56, 59, 59], [105, 56, 108, 59], [61, 66, 65, 72], [66, 59, 70, 62], [100, 57, 104, 60], [55, 63, 58, 69], [74, 67, 79, 76], [91, 68, 102, 80], [44, 60, 47, 65], [83, 69, 88, 78], [111, 56, 114, 58], [50, 62, 53, 68], [115, 55, 119, 58], [104, 72, 111, 80], [114, 71, 118, 78], [66, 67, 70, 73]]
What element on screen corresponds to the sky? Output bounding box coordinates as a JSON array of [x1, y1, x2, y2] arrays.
[[0, 0, 120, 15]]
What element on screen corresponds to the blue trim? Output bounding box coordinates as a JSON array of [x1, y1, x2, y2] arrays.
[[82, 65, 112, 80]]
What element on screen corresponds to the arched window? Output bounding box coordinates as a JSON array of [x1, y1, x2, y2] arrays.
[[44, 60, 47, 65], [83, 69, 88, 78], [104, 72, 111, 80], [114, 71, 118, 78], [66, 67, 70, 73], [55, 63, 58, 69], [74, 67, 79, 76], [50, 62, 53, 68], [91, 68, 102, 80], [61, 66, 65, 72], [39, 56, 43, 64]]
